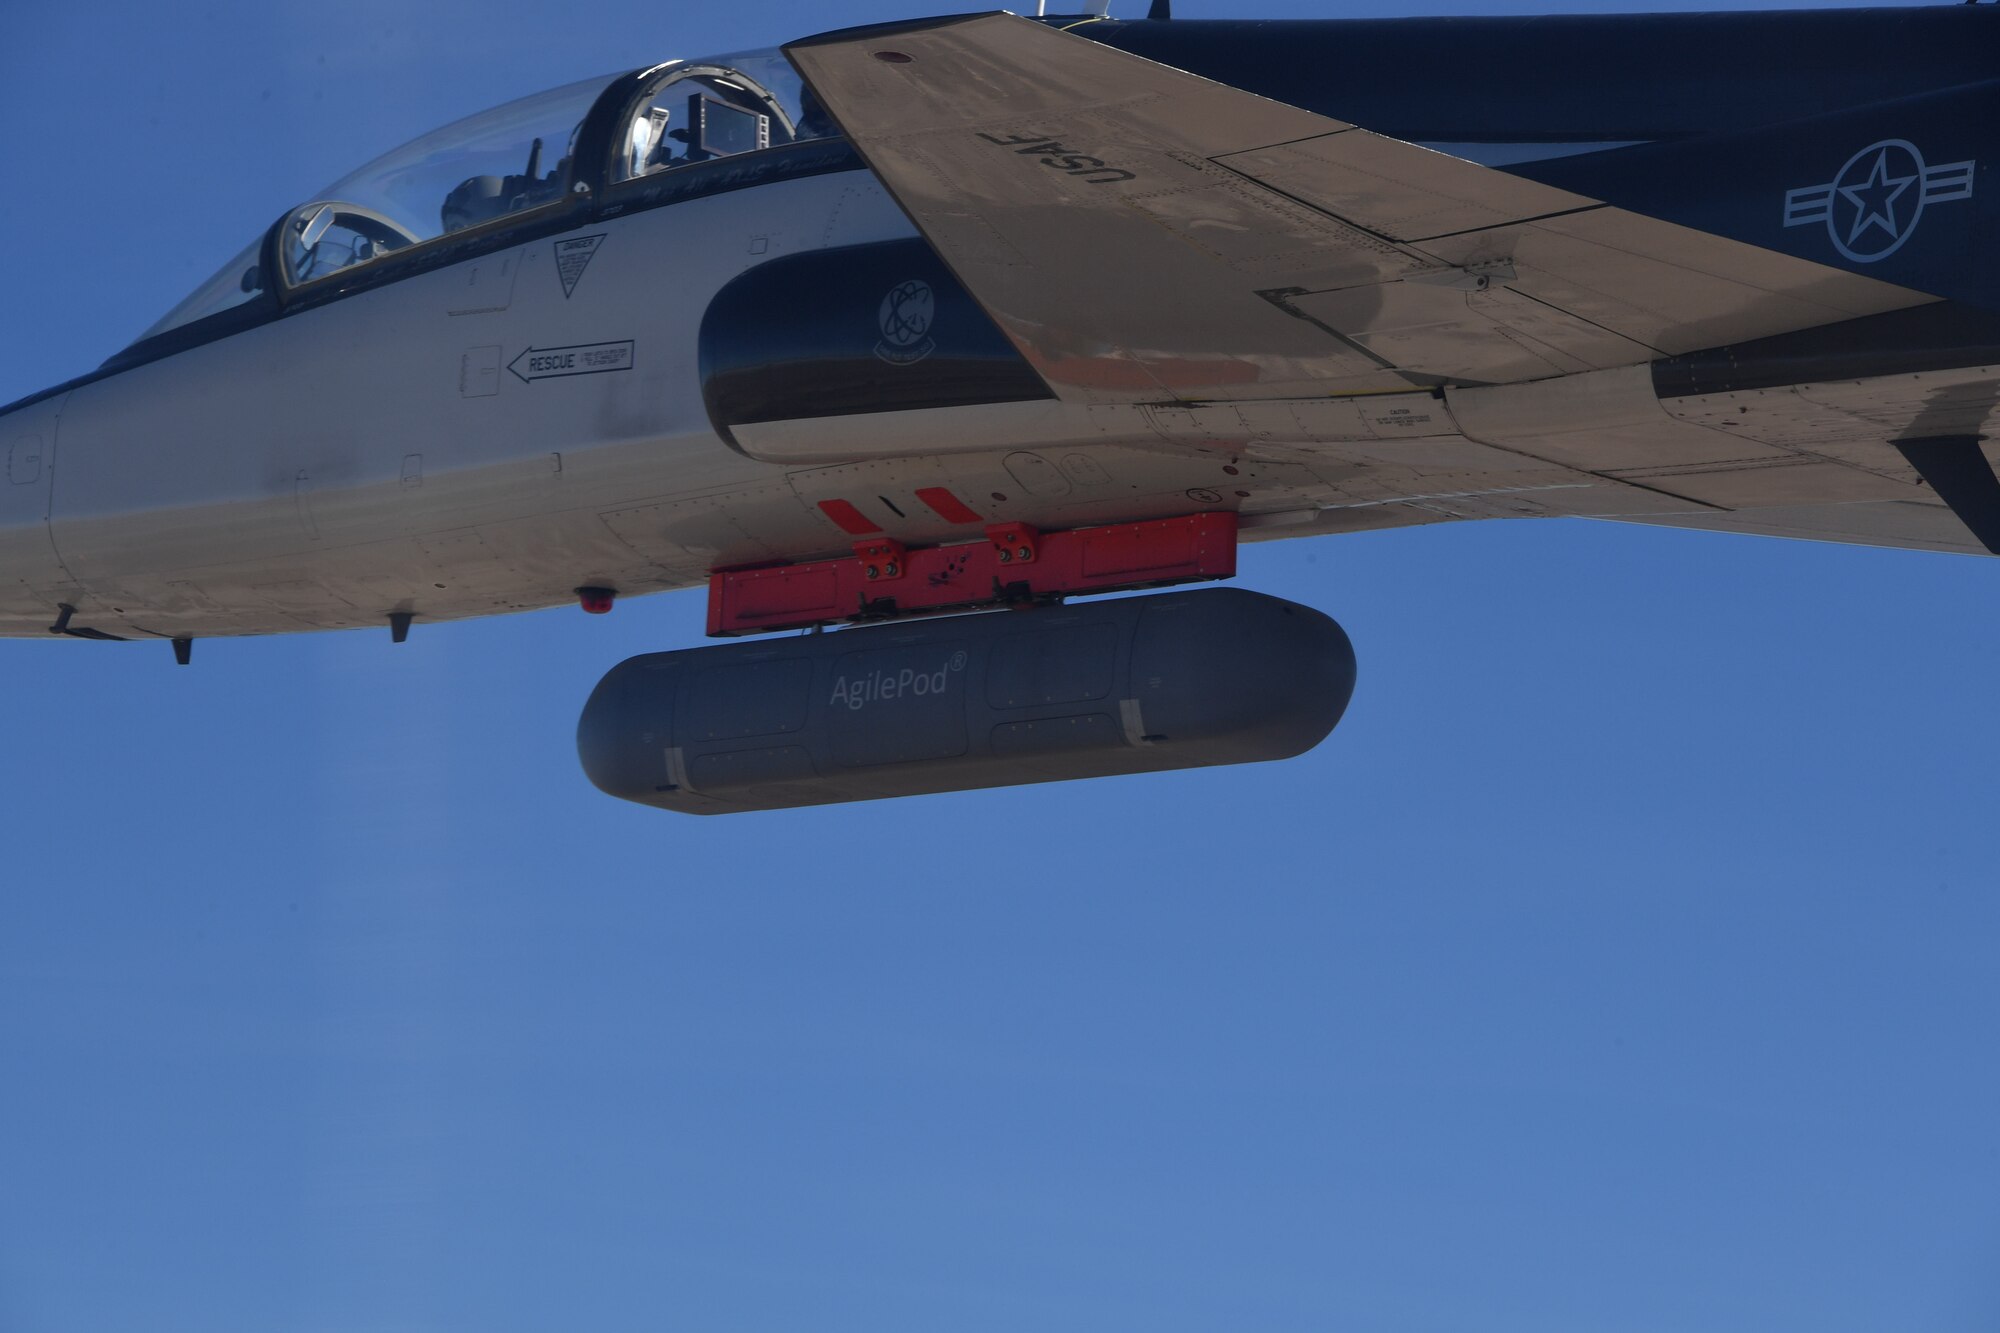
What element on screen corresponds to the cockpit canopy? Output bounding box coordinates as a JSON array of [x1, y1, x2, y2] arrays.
[[139, 51, 823, 344], [615, 57, 816, 180]]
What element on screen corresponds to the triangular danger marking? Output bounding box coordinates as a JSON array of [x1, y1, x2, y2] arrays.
[[554, 234, 605, 299]]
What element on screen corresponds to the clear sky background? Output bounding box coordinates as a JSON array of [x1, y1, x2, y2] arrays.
[[3, 2, 1998, 1330]]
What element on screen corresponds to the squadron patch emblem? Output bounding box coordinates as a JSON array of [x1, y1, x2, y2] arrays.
[[1783, 139, 1975, 263], [874, 278, 936, 366]]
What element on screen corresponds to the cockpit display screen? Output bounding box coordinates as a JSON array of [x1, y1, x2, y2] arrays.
[[690, 94, 769, 158]]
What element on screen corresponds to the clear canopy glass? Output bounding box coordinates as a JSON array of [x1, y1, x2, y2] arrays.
[[613, 49, 828, 181], [277, 73, 616, 288], [136, 238, 268, 343], [138, 50, 829, 343]]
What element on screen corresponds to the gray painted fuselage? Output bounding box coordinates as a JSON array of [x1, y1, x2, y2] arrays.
[[9, 12, 2000, 646]]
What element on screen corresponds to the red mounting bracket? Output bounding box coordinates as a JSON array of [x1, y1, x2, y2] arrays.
[[853, 538, 907, 582], [986, 522, 1041, 565], [706, 511, 1238, 637]]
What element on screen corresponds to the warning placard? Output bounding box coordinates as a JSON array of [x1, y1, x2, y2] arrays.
[[554, 234, 605, 298]]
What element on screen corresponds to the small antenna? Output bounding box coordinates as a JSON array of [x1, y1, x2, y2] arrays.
[[1147, 0, 1172, 16]]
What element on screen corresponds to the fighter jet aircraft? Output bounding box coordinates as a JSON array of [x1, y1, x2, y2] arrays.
[[4, 6, 1998, 811]]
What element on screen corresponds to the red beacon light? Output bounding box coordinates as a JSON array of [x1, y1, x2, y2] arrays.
[[576, 586, 617, 615]]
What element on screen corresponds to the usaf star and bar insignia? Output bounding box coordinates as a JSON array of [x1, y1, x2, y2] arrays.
[[1784, 138, 1975, 263]]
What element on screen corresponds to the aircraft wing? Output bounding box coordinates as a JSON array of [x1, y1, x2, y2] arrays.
[[786, 13, 1936, 404]]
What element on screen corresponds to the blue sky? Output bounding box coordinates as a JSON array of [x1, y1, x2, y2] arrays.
[[3, 2, 1998, 1330]]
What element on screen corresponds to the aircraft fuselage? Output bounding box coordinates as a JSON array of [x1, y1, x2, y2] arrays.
[[7, 7, 2000, 650]]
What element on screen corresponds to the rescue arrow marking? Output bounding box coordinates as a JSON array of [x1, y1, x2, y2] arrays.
[[507, 340, 635, 383]]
